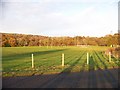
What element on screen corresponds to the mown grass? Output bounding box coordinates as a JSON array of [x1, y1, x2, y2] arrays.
[[2, 46, 120, 77]]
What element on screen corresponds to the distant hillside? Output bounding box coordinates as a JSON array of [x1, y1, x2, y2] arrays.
[[1, 33, 120, 47]]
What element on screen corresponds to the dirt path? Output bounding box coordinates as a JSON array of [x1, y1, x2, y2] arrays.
[[2, 68, 119, 88]]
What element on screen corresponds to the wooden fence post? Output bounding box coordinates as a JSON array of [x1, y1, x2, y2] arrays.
[[109, 52, 111, 62], [87, 52, 89, 65], [62, 53, 64, 66], [32, 54, 34, 68]]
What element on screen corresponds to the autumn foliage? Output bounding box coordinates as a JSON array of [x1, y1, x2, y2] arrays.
[[1, 33, 120, 47]]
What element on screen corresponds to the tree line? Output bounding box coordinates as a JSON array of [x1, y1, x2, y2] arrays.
[[1, 33, 120, 47]]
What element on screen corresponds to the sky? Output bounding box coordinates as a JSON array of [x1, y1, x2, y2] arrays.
[[1, 0, 119, 37]]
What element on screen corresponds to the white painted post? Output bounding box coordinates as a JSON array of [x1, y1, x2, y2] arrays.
[[32, 54, 34, 68], [62, 53, 64, 66], [109, 52, 111, 62], [87, 52, 89, 65]]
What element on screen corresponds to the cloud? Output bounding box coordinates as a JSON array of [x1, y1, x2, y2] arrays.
[[1, 0, 118, 37], [3, 0, 119, 3], [35, 5, 117, 36]]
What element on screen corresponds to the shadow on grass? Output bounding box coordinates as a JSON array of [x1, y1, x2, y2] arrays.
[[112, 57, 120, 67], [88, 55, 97, 88], [3, 68, 119, 88], [61, 51, 86, 73], [94, 51, 108, 69], [3, 49, 67, 61], [40, 51, 86, 88], [3, 49, 67, 72], [93, 52, 118, 88], [101, 51, 120, 67], [89, 56, 95, 71], [2, 50, 119, 88]]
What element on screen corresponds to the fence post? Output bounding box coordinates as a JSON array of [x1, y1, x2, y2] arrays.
[[109, 52, 111, 62], [32, 54, 34, 68], [62, 53, 64, 66], [87, 52, 89, 65]]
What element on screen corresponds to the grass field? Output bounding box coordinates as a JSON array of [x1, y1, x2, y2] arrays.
[[2, 46, 120, 77]]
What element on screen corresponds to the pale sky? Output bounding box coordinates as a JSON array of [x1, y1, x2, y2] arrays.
[[1, 0, 119, 37]]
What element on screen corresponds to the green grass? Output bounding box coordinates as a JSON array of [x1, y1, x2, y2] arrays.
[[2, 46, 120, 77]]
